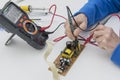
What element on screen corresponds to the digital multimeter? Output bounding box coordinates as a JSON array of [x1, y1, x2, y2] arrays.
[[0, 1, 48, 49]]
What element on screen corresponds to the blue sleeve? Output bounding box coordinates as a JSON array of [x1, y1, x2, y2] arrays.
[[111, 44, 120, 66], [74, 0, 120, 28], [74, 0, 120, 66]]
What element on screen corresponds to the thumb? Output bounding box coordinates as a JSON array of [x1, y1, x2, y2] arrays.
[[73, 22, 87, 37]]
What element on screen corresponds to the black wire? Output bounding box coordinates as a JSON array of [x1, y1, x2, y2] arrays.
[[31, 18, 42, 20], [45, 22, 65, 34], [67, 6, 98, 32]]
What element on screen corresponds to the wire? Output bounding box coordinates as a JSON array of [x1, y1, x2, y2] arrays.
[[83, 34, 93, 46], [38, 4, 67, 42], [40, 4, 57, 31], [81, 13, 120, 46], [66, 7, 86, 31], [40, 4, 67, 31], [49, 12, 67, 21], [78, 35, 98, 46], [53, 35, 67, 42], [45, 22, 65, 34], [67, 6, 104, 32], [31, 18, 41, 20], [45, 22, 67, 42], [111, 14, 120, 19]]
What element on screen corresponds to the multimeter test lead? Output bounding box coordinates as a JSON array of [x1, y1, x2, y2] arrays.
[[20, 5, 50, 20], [20, 5, 49, 13], [20, 5, 49, 20]]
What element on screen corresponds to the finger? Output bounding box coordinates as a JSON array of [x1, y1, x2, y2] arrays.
[[93, 30, 105, 40], [92, 25, 105, 34], [64, 21, 75, 39], [65, 30, 75, 40], [72, 14, 87, 27], [73, 22, 87, 37], [98, 39, 107, 50], [65, 15, 81, 29], [95, 36, 105, 44], [71, 16, 79, 27], [67, 32, 75, 40], [90, 25, 104, 36]]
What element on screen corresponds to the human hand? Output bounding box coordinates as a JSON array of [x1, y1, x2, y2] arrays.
[[92, 25, 120, 52], [64, 13, 87, 40]]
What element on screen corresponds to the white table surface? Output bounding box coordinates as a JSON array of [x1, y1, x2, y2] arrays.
[[0, 0, 120, 80]]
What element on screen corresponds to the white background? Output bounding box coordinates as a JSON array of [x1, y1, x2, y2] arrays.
[[0, 0, 120, 80]]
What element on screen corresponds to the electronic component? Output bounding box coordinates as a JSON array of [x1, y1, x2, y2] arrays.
[[53, 41, 84, 76], [0, 1, 48, 49]]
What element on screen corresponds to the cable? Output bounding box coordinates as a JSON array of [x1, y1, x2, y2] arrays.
[[79, 34, 98, 46], [66, 7, 87, 31], [81, 14, 120, 46], [111, 14, 120, 19], [40, 4, 67, 31], [20, 5, 49, 12], [45, 22, 65, 34], [53, 35, 67, 42], [67, 7, 112, 32], [49, 12, 67, 21], [40, 4, 57, 31], [53, 7, 112, 44]]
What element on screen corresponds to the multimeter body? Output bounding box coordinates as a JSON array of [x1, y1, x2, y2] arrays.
[[0, 1, 48, 49]]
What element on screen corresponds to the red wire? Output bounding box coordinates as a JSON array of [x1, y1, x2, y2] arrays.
[[40, 4, 67, 32], [78, 35, 86, 40], [45, 8, 120, 44], [111, 14, 120, 19], [78, 35, 98, 46], [40, 4, 57, 31], [51, 12, 67, 20], [83, 34, 93, 46], [53, 35, 67, 42], [49, 9, 67, 20], [82, 14, 120, 46], [53, 33, 98, 47]]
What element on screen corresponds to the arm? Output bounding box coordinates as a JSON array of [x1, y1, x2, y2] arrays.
[[92, 25, 120, 66], [74, 0, 120, 28], [111, 44, 120, 66], [74, 0, 120, 66]]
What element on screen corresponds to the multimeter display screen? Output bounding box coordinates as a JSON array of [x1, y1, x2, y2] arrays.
[[3, 4, 23, 24]]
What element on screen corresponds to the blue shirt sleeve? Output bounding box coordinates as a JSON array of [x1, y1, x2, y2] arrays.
[[74, 0, 120, 66], [74, 0, 120, 28], [111, 44, 120, 66]]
